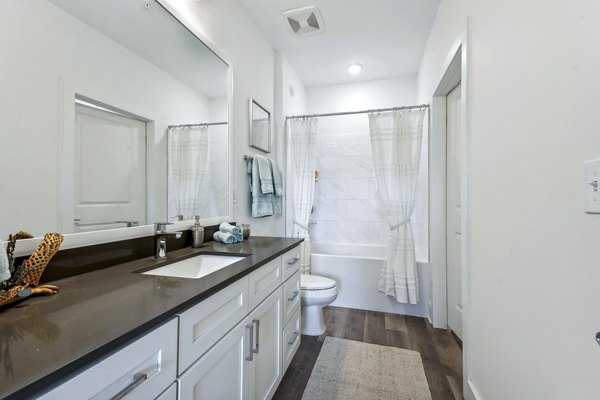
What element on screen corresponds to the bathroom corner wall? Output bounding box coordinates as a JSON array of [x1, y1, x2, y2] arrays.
[[418, 0, 600, 398], [274, 52, 307, 237]]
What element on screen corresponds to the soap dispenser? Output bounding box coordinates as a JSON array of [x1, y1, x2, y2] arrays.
[[191, 215, 204, 248]]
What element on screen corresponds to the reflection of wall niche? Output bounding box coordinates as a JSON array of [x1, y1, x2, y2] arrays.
[[249, 98, 271, 153]]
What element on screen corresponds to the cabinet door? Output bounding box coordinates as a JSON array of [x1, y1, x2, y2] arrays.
[[282, 308, 301, 372], [281, 270, 301, 326], [178, 276, 249, 373], [282, 246, 301, 282], [248, 257, 281, 310], [155, 382, 177, 400], [248, 288, 283, 400], [178, 319, 251, 400]]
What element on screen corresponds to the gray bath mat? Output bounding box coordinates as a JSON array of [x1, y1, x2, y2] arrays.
[[302, 337, 432, 400]]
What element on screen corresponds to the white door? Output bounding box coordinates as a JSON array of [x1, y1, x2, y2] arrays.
[[74, 104, 146, 232], [248, 288, 283, 400], [446, 83, 463, 339], [178, 319, 250, 400]]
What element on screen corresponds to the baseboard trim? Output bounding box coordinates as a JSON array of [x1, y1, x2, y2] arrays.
[[464, 379, 483, 400]]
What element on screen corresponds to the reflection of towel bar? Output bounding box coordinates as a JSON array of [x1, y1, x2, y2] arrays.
[[73, 219, 139, 227]]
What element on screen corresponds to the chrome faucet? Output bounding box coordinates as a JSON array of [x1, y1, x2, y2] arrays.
[[154, 222, 182, 260]]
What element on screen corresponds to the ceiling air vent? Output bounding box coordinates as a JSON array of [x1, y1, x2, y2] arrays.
[[283, 6, 325, 36]]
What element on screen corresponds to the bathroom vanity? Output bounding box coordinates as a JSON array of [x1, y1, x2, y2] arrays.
[[0, 237, 302, 400]]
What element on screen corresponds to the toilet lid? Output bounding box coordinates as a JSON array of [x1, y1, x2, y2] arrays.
[[301, 274, 336, 290]]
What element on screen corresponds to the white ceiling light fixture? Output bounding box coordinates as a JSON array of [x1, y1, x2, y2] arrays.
[[347, 63, 363, 75], [282, 6, 325, 36]]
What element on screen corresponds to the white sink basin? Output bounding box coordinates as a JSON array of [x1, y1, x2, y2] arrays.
[[142, 254, 247, 279]]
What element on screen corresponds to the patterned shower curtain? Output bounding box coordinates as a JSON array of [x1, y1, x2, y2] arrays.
[[168, 125, 210, 220], [368, 109, 425, 304], [287, 118, 318, 274]]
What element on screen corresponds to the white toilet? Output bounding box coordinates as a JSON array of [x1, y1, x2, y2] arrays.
[[300, 274, 338, 336]]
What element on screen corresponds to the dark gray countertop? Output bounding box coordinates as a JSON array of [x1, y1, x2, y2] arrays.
[[0, 236, 302, 399]]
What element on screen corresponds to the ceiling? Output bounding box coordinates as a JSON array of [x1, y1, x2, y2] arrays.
[[238, 0, 440, 87]]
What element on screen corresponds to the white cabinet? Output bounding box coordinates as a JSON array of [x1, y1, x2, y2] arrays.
[[282, 246, 301, 281], [282, 270, 301, 326], [248, 257, 282, 310], [282, 308, 301, 371], [179, 287, 283, 400], [39, 318, 177, 400], [178, 276, 249, 373], [248, 287, 283, 400], [156, 383, 177, 400], [178, 320, 250, 400]]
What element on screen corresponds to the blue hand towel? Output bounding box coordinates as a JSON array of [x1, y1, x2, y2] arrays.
[[249, 156, 274, 217], [269, 159, 283, 196], [219, 222, 241, 235], [269, 159, 283, 215], [256, 155, 274, 194], [213, 231, 238, 244], [0, 242, 10, 282]]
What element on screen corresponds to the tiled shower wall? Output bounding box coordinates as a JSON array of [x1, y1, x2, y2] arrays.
[[309, 113, 428, 261]]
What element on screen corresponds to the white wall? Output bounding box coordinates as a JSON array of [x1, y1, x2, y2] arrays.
[[0, 0, 211, 238], [162, 0, 281, 236], [274, 52, 307, 237], [418, 0, 600, 398]]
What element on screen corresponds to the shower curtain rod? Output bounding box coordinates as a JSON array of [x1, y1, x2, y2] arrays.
[[168, 121, 228, 129], [285, 104, 429, 120]]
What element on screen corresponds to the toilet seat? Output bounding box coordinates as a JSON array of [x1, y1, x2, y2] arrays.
[[301, 274, 336, 290]]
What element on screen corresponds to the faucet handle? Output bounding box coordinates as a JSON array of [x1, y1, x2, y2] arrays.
[[154, 222, 173, 233]]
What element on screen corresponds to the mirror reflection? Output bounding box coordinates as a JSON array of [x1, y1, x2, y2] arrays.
[[249, 99, 271, 153], [167, 121, 229, 221], [0, 0, 230, 238]]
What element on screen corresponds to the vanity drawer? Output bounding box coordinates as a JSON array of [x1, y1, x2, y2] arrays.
[[38, 318, 177, 400], [282, 308, 301, 372], [282, 270, 301, 326], [282, 245, 301, 282], [248, 257, 282, 310], [178, 276, 249, 374]]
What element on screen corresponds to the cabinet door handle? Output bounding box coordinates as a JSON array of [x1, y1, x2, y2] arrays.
[[287, 290, 300, 302], [287, 256, 300, 266], [245, 324, 254, 361], [109, 372, 147, 400], [288, 331, 301, 346], [252, 319, 260, 354]]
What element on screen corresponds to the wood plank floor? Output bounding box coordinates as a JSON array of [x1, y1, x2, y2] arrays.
[[273, 306, 463, 400]]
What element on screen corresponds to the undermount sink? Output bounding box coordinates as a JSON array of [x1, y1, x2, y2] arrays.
[[141, 254, 247, 279]]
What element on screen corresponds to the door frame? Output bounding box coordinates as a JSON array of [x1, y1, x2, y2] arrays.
[[429, 20, 475, 400]]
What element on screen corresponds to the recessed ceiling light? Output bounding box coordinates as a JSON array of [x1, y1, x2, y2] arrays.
[[347, 64, 362, 75]]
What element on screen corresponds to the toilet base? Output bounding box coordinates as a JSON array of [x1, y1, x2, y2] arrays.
[[301, 305, 326, 336]]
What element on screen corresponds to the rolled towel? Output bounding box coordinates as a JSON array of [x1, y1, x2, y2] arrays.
[[219, 222, 241, 235], [213, 231, 237, 244], [0, 242, 10, 283]]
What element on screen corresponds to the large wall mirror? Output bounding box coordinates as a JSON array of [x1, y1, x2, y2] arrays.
[[0, 0, 231, 241]]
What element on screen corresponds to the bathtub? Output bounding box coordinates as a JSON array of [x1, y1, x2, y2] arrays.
[[310, 243, 429, 317]]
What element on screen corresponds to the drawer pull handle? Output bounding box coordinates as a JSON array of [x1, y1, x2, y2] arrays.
[[288, 291, 300, 302], [288, 331, 300, 346], [110, 372, 147, 400], [246, 324, 254, 361], [253, 319, 260, 354], [287, 256, 300, 266]]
